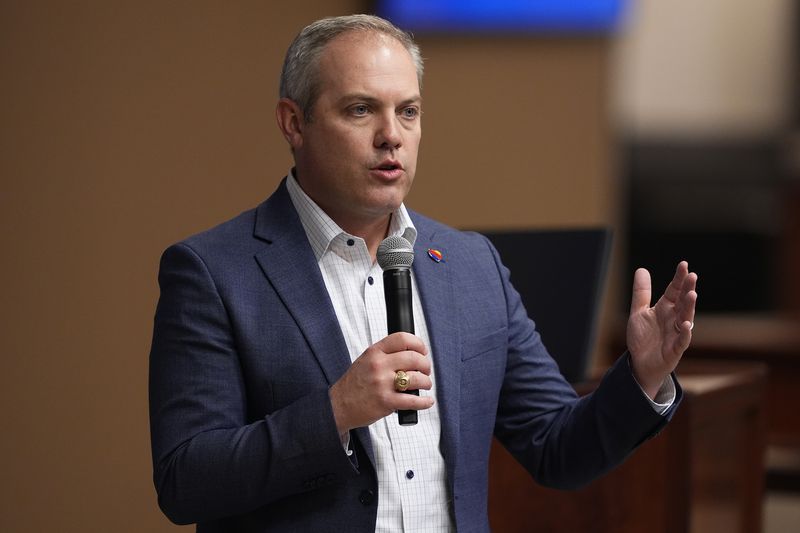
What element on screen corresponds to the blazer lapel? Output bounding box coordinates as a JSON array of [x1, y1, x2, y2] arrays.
[[252, 182, 376, 464], [252, 183, 352, 385], [411, 216, 462, 487]]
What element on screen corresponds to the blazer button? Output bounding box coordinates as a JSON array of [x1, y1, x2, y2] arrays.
[[359, 489, 375, 506]]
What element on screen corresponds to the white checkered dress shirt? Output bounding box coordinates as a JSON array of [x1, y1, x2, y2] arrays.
[[287, 173, 454, 532]]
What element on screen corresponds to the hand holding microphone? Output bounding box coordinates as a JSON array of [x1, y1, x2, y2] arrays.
[[328, 233, 432, 434], [329, 333, 432, 434]]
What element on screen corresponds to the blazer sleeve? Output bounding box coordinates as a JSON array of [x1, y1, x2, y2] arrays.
[[148, 243, 358, 525], [486, 235, 682, 490]]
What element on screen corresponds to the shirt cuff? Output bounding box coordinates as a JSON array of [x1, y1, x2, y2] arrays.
[[637, 375, 677, 415], [340, 431, 353, 457]]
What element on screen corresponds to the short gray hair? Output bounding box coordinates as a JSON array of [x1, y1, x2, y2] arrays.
[[279, 14, 424, 120]]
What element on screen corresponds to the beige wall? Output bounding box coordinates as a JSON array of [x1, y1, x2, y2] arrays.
[[613, 0, 795, 138], [0, 2, 614, 531]]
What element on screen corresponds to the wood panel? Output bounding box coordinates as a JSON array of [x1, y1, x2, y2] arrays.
[[488, 360, 767, 533]]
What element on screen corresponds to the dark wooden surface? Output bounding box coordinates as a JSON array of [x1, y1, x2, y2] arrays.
[[488, 360, 767, 533], [684, 315, 800, 448]]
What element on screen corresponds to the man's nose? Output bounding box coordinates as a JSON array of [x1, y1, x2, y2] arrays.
[[374, 113, 402, 149]]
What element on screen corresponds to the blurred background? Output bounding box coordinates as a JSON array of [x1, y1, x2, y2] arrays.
[[1, 1, 797, 531]]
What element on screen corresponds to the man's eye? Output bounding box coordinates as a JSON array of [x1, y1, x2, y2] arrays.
[[351, 105, 369, 116], [401, 107, 419, 119]]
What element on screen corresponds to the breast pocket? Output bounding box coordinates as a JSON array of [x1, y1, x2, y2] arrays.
[[460, 326, 508, 419], [461, 326, 508, 362]]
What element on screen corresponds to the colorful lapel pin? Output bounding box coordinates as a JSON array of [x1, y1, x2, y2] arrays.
[[427, 248, 444, 263]]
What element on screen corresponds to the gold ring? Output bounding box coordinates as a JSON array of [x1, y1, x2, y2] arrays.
[[394, 370, 410, 392]]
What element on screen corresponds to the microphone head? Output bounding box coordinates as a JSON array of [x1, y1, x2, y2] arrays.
[[377, 235, 414, 270]]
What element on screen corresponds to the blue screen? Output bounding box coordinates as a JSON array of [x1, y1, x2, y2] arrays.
[[376, 0, 628, 33]]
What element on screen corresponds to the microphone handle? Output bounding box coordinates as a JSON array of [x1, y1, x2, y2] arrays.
[[384, 268, 418, 426]]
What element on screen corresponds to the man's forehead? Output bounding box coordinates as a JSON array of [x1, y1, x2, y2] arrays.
[[320, 31, 411, 71], [326, 29, 396, 52], [315, 30, 420, 96]]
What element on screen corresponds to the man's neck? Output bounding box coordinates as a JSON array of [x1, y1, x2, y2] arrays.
[[289, 170, 395, 261]]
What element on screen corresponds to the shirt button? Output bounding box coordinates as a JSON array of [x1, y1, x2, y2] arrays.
[[346, 238, 355, 246], [359, 489, 375, 505], [405, 470, 414, 480], [367, 276, 374, 285]]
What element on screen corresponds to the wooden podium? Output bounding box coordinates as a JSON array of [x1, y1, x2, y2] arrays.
[[685, 314, 800, 449], [488, 361, 767, 533], [684, 314, 800, 490]]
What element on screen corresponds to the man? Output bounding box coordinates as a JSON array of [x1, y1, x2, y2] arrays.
[[149, 14, 698, 532]]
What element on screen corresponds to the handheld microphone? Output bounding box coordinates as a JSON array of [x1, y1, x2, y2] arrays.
[[376, 234, 418, 426]]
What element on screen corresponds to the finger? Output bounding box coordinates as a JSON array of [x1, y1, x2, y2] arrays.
[[677, 288, 698, 327], [378, 332, 428, 356], [674, 272, 698, 323], [359, 347, 431, 378], [682, 271, 698, 294], [674, 316, 694, 352], [373, 345, 432, 375], [390, 350, 432, 375], [630, 268, 652, 314], [392, 371, 432, 392], [670, 288, 697, 354], [392, 392, 435, 412], [663, 261, 690, 302]]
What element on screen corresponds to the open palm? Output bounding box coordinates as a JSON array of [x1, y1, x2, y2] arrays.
[[626, 261, 698, 398]]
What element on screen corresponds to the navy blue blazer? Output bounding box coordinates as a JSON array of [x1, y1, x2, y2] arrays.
[[149, 181, 680, 532]]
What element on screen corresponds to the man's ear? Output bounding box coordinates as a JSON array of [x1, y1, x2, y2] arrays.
[[275, 98, 305, 150]]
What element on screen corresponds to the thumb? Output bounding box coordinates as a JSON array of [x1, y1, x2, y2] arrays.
[[630, 268, 652, 314]]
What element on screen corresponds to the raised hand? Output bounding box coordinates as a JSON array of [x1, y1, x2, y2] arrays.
[[626, 261, 698, 399], [329, 332, 434, 433]]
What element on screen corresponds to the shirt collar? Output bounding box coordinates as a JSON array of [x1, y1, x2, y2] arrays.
[[286, 169, 417, 262]]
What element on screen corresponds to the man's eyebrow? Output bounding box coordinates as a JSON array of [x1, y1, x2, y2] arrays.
[[337, 94, 422, 106], [398, 96, 422, 107], [337, 94, 379, 106]]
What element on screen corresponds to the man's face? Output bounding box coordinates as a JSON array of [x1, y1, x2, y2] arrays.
[[290, 32, 421, 231]]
